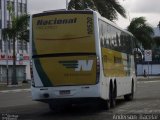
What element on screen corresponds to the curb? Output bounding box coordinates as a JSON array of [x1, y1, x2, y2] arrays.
[[0, 88, 31, 93], [0, 83, 30, 91], [137, 77, 160, 81]]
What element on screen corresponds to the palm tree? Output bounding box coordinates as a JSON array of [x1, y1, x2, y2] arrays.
[[13, 14, 28, 85], [68, 0, 126, 21], [127, 17, 154, 49], [68, 0, 96, 10], [2, 14, 28, 85], [94, 0, 126, 21], [4, 0, 29, 85]]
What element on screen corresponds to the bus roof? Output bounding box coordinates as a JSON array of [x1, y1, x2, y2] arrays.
[[32, 10, 93, 18]]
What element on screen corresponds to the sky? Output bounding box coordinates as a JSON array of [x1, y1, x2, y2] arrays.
[[28, 0, 160, 29]]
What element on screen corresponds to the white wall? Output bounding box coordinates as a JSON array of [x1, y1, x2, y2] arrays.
[[137, 64, 160, 76]]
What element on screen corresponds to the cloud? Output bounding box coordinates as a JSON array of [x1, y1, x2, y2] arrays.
[[28, 0, 66, 14], [117, 0, 160, 28], [120, 0, 160, 13], [131, 0, 160, 13]]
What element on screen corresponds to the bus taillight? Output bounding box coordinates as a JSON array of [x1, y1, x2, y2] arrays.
[[30, 63, 35, 87], [96, 57, 100, 83]]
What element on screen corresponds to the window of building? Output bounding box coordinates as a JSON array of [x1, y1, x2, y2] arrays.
[[17, 40, 28, 53], [5, 40, 13, 53], [10, 40, 13, 52], [4, 40, 7, 52], [17, 40, 22, 52], [23, 41, 28, 52], [22, 3, 27, 13], [7, 40, 10, 52], [18, 3, 22, 13], [12, 1, 14, 11]]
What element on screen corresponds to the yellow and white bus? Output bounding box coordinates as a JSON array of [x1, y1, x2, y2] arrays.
[[30, 10, 136, 110]]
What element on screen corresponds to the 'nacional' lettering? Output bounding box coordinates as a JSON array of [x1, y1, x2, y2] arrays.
[[37, 18, 77, 26]]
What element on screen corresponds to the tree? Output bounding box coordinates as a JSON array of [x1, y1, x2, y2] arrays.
[[68, 0, 126, 21], [127, 17, 154, 49], [68, 0, 96, 10], [153, 37, 160, 47], [2, 14, 28, 85], [158, 21, 160, 30]]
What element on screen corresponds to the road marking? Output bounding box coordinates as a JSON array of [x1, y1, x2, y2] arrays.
[[138, 80, 160, 84], [0, 89, 31, 93]]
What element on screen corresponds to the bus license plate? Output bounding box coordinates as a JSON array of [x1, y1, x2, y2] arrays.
[[59, 90, 70, 95]]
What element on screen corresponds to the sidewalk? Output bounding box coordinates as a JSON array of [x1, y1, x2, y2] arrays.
[[0, 81, 30, 91], [137, 76, 160, 81]]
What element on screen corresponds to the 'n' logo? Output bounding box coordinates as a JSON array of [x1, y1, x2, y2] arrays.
[[75, 60, 93, 71]]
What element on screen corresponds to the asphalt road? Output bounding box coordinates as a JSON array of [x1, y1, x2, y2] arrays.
[[0, 79, 160, 120]]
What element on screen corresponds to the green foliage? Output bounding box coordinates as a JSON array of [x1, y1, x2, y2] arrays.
[[68, 0, 126, 21], [2, 28, 13, 40], [68, 0, 96, 10], [18, 30, 29, 42], [127, 17, 154, 49], [94, 0, 126, 21], [153, 37, 160, 47], [2, 14, 29, 42], [16, 14, 29, 42]]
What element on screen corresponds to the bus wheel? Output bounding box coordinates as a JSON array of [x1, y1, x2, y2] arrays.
[[124, 80, 134, 101], [110, 82, 116, 108], [49, 103, 55, 111], [100, 99, 110, 110], [106, 100, 110, 110]]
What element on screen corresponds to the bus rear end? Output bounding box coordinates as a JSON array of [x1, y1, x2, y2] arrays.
[[31, 10, 100, 105]]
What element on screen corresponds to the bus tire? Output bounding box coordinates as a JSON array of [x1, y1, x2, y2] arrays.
[[49, 103, 55, 111], [100, 100, 110, 110], [110, 81, 116, 108], [106, 100, 110, 110], [124, 80, 134, 101]]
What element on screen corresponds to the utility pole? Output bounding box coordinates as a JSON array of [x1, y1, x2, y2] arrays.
[[6, 38, 9, 85], [4, 0, 9, 85]]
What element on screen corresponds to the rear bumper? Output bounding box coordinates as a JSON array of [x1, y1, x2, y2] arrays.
[[31, 85, 100, 102], [40, 97, 102, 105]]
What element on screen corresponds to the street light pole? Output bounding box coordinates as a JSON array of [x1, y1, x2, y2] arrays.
[[6, 40, 9, 85], [66, 0, 68, 10]]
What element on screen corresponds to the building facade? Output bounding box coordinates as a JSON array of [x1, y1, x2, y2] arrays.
[[0, 0, 30, 82]]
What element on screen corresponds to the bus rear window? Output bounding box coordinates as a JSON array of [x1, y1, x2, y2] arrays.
[[32, 12, 96, 55]]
